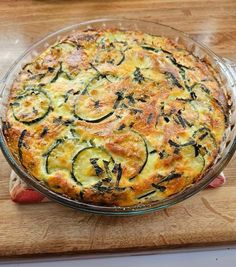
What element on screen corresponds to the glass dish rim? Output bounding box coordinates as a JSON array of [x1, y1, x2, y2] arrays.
[[0, 18, 236, 216]]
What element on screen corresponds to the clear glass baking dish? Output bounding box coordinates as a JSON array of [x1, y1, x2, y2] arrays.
[[0, 18, 236, 215]]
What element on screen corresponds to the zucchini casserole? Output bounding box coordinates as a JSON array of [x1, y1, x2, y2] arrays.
[[3, 29, 228, 206]]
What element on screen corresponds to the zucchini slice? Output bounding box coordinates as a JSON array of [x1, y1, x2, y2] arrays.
[[95, 48, 125, 66], [105, 130, 148, 181], [95, 39, 127, 66], [74, 93, 114, 122], [11, 89, 51, 124], [167, 139, 205, 179], [50, 62, 72, 83], [72, 147, 115, 186], [22, 63, 57, 84], [74, 75, 117, 123], [45, 138, 86, 174], [174, 144, 205, 180]]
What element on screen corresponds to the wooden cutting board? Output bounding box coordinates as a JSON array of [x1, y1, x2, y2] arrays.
[[1, 153, 236, 259], [1, 0, 236, 259]]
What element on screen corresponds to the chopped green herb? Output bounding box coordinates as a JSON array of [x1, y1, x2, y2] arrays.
[[130, 108, 143, 114], [79, 191, 84, 200], [120, 103, 128, 109], [10, 102, 20, 107], [137, 190, 156, 199], [149, 149, 157, 154], [90, 158, 104, 176], [159, 150, 169, 159], [176, 113, 187, 128], [174, 147, 180, 154], [118, 124, 126, 131], [102, 177, 112, 183], [190, 92, 197, 100], [40, 127, 48, 138], [64, 89, 74, 102], [137, 95, 149, 102], [147, 113, 153, 124], [32, 107, 38, 115], [159, 172, 182, 184], [141, 45, 160, 53], [164, 116, 170, 123], [47, 67, 55, 73], [93, 181, 111, 193], [70, 128, 76, 137], [53, 116, 63, 124], [94, 100, 100, 108], [165, 72, 182, 88], [129, 122, 135, 128], [113, 91, 124, 109], [133, 67, 145, 84], [152, 183, 166, 192], [193, 144, 200, 157], [126, 93, 135, 105], [199, 132, 208, 140], [103, 160, 111, 177], [112, 163, 122, 186], [18, 129, 28, 163]]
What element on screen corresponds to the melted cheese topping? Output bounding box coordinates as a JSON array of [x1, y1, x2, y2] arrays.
[[4, 29, 228, 206]]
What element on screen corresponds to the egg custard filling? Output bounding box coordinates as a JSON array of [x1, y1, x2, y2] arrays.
[[3, 29, 228, 206]]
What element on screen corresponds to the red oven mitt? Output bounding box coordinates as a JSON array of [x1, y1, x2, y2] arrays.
[[9, 171, 48, 203], [9, 171, 226, 204]]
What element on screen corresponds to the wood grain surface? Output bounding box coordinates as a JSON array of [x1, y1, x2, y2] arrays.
[[0, 0, 236, 259]]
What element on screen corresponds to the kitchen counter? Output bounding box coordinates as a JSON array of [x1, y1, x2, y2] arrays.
[[1, 247, 236, 266]]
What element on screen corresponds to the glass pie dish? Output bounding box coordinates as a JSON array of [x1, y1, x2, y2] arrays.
[[0, 18, 236, 215]]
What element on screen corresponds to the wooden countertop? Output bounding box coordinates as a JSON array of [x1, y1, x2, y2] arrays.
[[0, 0, 236, 259]]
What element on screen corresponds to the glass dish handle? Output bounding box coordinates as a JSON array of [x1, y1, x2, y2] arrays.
[[222, 58, 236, 87], [0, 76, 7, 123], [0, 78, 4, 107]]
